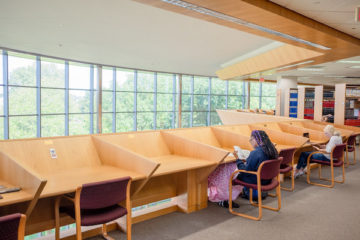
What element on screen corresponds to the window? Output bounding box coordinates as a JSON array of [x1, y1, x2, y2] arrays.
[[250, 82, 260, 109], [68, 62, 92, 135], [261, 82, 277, 109], [8, 52, 37, 139], [210, 77, 227, 125], [41, 57, 65, 137], [116, 68, 135, 132], [0, 49, 250, 139]]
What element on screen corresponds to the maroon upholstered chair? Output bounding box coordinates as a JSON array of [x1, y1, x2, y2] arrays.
[[345, 134, 357, 166], [55, 177, 132, 240], [306, 144, 346, 188], [228, 157, 282, 221], [0, 213, 26, 240], [278, 148, 296, 191]]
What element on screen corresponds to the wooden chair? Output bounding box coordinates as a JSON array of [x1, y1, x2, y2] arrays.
[[278, 148, 297, 191], [228, 158, 282, 221], [55, 177, 132, 240], [0, 213, 26, 240], [345, 134, 357, 166], [306, 144, 346, 188]]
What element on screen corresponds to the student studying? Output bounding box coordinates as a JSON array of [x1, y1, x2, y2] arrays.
[[208, 130, 278, 208], [294, 125, 343, 178]]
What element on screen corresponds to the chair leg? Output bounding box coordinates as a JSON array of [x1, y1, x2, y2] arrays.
[[228, 180, 261, 220], [307, 163, 335, 188], [102, 224, 115, 240], [55, 197, 61, 240], [254, 177, 281, 212], [345, 148, 349, 167], [350, 146, 356, 165], [279, 170, 295, 192], [126, 212, 132, 240], [74, 203, 82, 240]]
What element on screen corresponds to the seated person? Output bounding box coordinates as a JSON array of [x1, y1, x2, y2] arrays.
[[322, 114, 334, 123], [236, 130, 279, 200], [209, 130, 278, 208], [294, 125, 342, 178]]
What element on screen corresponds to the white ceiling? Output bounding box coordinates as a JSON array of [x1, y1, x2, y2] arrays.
[[268, 55, 360, 84], [270, 0, 360, 38], [0, 0, 273, 76], [266, 0, 360, 84]]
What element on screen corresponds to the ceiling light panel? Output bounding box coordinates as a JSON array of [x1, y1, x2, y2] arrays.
[[162, 0, 331, 50], [337, 60, 360, 64]]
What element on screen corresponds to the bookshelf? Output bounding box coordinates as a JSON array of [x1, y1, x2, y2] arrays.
[[314, 86, 335, 122], [289, 88, 298, 118], [335, 83, 360, 126]]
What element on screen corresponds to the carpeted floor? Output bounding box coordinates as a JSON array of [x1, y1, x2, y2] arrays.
[[89, 151, 360, 240]]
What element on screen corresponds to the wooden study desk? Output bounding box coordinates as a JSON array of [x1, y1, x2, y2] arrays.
[[150, 155, 215, 177], [0, 118, 354, 238], [0, 180, 33, 207], [41, 166, 145, 198]]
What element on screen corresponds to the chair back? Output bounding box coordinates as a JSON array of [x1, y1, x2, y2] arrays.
[[332, 144, 346, 159], [347, 134, 357, 146], [80, 176, 131, 210], [259, 157, 282, 180], [0, 213, 24, 240], [279, 148, 296, 166]]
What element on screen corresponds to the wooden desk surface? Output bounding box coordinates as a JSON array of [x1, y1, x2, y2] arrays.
[[41, 165, 145, 198], [0, 180, 33, 207], [151, 155, 215, 176]]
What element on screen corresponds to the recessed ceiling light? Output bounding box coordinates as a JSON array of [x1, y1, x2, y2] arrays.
[[276, 60, 314, 70], [325, 75, 346, 78], [349, 66, 360, 69], [161, 0, 331, 50], [298, 68, 323, 71], [337, 60, 360, 64]]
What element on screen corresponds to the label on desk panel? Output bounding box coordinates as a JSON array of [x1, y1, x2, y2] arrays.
[[50, 148, 57, 159]]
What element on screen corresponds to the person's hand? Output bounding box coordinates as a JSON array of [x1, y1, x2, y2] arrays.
[[313, 146, 320, 151], [233, 151, 239, 159]]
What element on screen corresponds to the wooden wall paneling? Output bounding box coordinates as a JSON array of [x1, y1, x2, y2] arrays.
[[335, 83, 346, 125], [314, 86, 323, 121], [297, 87, 305, 119]]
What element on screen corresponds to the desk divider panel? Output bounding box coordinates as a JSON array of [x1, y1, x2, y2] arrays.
[[298, 121, 353, 137], [210, 126, 253, 151], [161, 128, 229, 164], [0, 152, 46, 217], [247, 124, 309, 147], [312, 121, 360, 134], [277, 122, 328, 143], [92, 136, 160, 196], [160, 130, 229, 212], [0, 136, 102, 176]]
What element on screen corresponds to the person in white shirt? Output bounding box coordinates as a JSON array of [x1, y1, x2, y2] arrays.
[[294, 125, 342, 178]]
